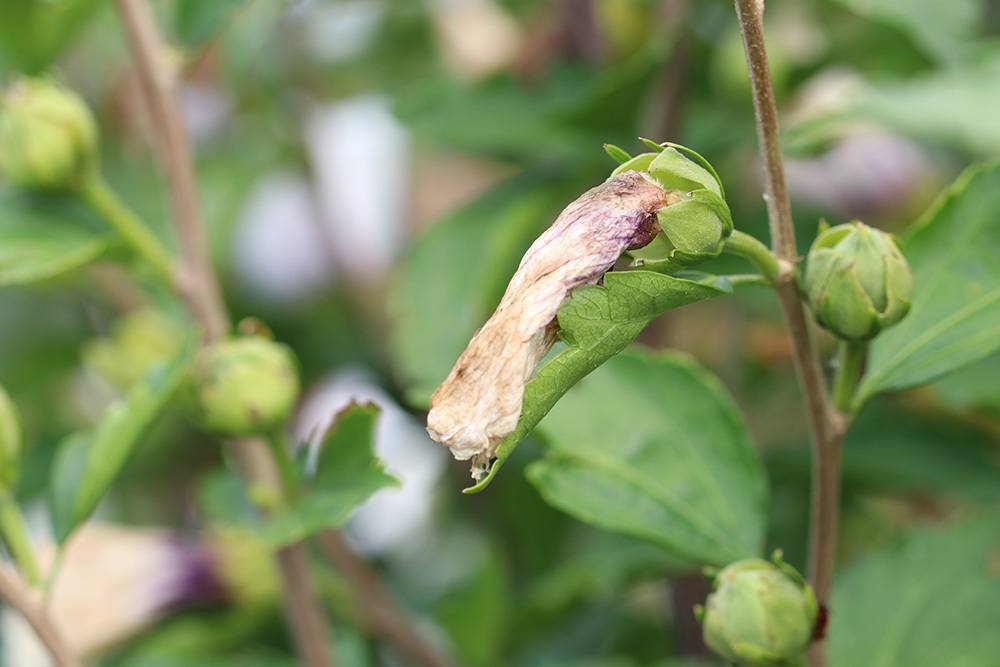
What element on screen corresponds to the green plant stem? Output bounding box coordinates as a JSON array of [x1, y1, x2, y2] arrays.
[[725, 273, 771, 288], [723, 230, 782, 282], [0, 492, 39, 586], [81, 176, 175, 285], [831, 340, 866, 414], [267, 431, 301, 503]]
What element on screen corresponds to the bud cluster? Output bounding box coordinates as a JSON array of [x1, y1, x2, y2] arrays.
[[612, 143, 733, 271]]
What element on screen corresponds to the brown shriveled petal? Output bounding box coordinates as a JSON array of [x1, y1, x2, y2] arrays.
[[426, 171, 675, 475]]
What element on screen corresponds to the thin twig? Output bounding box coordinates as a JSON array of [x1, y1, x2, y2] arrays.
[[113, 2, 333, 665], [316, 532, 460, 667], [113, 0, 228, 342], [731, 3, 847, 665], [0, 564, 83, 667]]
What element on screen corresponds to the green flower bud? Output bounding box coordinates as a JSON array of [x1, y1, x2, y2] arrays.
[[611, 144, 732, 271], [0, 384, 22, 493], [700, 554, 818, 666], [189, 336, 300, 436], [0, 78, 98, 189], [803, 221, 912, 341], [84, 309, 186, 390]]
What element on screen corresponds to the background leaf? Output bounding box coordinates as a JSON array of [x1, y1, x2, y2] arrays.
[[0, 0, 102, 74], [527, 349, 768, 567], [174, 0, 252, 50], [786, 55, 1000, 157], [257, 402, 397, 547], [829, 0, 981, 64], [860, 161, 1000, 400], [0, 190, 116, 287], [467, 270, 728, 492], [50, 338, 194, 542], [829, 518, 1000, 667]]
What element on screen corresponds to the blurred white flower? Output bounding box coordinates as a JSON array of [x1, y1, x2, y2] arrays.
[[305, 95, 409, 284], [296, 0, 385, 63], [231, 171, 334, 303], [430, 0, 523, 80], [786, 132, 935, 219], [295, 369, 446, 555], [1, 524, 222, 665], [179, 82, 231, 144]]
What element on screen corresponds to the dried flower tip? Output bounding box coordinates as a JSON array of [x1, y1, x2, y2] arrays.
[[427, 171, 674, 474]]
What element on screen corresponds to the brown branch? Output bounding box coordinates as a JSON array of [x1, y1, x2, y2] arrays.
[[0, 564, 83, 667], [113, 0, 228, 342], [732, 3, 847, 665], [316, 532, 461, 667], [113, 3, 333, 666]]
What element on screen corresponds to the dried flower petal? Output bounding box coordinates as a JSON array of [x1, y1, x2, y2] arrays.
[[427, 171, 674, 473]]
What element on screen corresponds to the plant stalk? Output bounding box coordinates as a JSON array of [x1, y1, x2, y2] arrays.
[[0, 564, 82, 667], [831, 341, 865, 414], [316, 531, 461, 667], [113, 2, 332, 665], [0, 492, 40, 585], [732, 3, 847, 665]]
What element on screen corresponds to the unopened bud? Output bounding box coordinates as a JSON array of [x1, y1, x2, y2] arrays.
[[0, 78, 97, 189], [700, 554, 818, 666], [803, 221, 912, 340], [615, 145, 732, 270], [84, 309, 185, 390], [189, 336, 300, 436]]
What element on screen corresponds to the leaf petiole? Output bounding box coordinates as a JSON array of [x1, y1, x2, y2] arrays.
[[80, 176, 176, 287], [0, 491, 40, 586]]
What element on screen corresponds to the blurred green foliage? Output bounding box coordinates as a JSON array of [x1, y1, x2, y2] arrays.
[[1, 0, 999, 666]]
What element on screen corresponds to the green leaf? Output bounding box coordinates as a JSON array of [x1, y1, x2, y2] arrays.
[[50, 338, 195, 542], [527, 349, 767, 567], [0, 190, 116, 287], [860, 161, 1000, 400], [829, 518, 1000, 667], [435, 550, 511, 667], [0, 0, 102, 74], [830, 0, 980, 64], [258, 403, 397, 547], [390, 171, 579, 406], [396, 47, 664, 159], [529, 532, 687, 611], [465, 270, 728, 493], [174, 0, 252, 49], [929, 351, 1000, 413], [841, 401, 1000, 502]]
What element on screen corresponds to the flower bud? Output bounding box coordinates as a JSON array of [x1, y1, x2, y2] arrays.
[[803, 221, 912, 340], [0, 384, 22, 493], [618, 147, 732, 271], [0, 78, 98, 189], [700, 554, 818, 666], [189, 336, 300, 436], [84, 309, 185, 390]]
